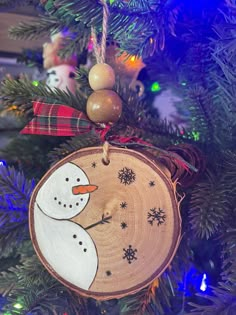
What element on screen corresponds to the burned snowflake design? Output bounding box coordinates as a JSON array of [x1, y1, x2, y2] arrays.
[[91, 162, 97, 168], [121, 222, 128, 229], [118, 167, 136, 185], [120, 201, 127, 209], [147, 207, 166, 226], [149, 181, 155, 187], [123, 245, 137, 264]]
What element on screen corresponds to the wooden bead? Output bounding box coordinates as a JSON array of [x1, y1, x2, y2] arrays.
[[88, 63, 115, 90], [86, 90, 122, 123]]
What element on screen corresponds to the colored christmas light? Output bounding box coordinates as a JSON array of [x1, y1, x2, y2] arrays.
[[200, 273, 207, 292], [0, 160, 7, 166], [192, 131, 200, 141], [181, 81, 187, 86], [13, 303, 23, 310], [3, 312, 12, 315], [32, 80, 39, 87], [151, 82, 161, 92]]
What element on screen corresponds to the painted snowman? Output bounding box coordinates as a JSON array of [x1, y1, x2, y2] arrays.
[[34, 162, 98, 290]]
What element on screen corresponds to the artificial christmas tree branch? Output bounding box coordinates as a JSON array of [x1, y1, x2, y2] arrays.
[[0, 0, 236, 314], [1, 79, 87, 116]]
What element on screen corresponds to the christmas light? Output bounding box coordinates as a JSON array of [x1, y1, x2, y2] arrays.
[[192, 131, 200, 141], [130, 56, 136, 62], [13, 303, 23, 310], [3, 312, 12, 315], [32, 80, 39, 87], [0, 160, 7, 166], [151, 82, 161, 92], [200, 273, 208, 292], [181, 81, 187, 86]]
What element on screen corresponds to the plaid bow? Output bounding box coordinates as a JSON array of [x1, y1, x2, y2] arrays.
[[20, 101, 93, 136]]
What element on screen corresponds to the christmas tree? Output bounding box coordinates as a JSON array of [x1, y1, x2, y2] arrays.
[[0, 0, 236, 314]]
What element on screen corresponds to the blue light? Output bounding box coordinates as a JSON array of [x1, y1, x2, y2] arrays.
[[177, 266, 209, 296], [0, 160, 7, 166], [200, 273, 207, 292]]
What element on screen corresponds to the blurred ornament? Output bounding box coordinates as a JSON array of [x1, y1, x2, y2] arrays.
[[46, 65, 76, 94], [86, 90, 122, 123], [88, 63, 115, 90], [43, 32, 77, 70], [43, 32, 77, 94], [106, 40, 145, 96], [159, 143, 206, 188]]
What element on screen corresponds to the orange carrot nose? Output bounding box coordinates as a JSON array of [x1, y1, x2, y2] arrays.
[[72, 184, 98, 195]]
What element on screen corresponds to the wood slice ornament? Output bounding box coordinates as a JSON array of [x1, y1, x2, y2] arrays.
[[29, 145, 181, 300]]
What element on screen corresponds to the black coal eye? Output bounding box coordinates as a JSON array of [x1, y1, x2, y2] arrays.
[[65, 178, 69, 182], [77, 178, 80, 182]]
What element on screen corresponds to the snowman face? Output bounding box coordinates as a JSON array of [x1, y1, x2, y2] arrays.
[[46, 69, 61, 87], [36, 162, 97, 219], [46, 65, 76, 93]]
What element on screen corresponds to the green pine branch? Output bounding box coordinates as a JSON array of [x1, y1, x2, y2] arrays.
[[113, 80, 193, 146], [1, 256, 89, 315], [221, 229, 236, 287], [188, 286, 236, 315], [8, 0, 181, 57], [9, 16, 61, 40], [0, 165, 34, 208], [48, 132, 101, 164], [189, 169, 232, 239], [0, 165, 34, 257], [1, 79, 87, 117]]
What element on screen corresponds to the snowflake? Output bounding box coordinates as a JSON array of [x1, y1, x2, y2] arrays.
[[121, 222, 128, 229], [147, 207, 166, 226], [123, 245, 137, 264], [91, 162, 97, 168], [149, 181, 155, 187], [120, 201, 127, 209], [118, 167, 136, 185]]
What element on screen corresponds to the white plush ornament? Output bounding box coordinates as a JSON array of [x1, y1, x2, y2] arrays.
[[46, 64, 76, 94]]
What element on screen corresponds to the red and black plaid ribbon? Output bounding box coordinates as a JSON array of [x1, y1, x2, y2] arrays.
[[20, 101, 93, 136], [20, 101, 197, 172]]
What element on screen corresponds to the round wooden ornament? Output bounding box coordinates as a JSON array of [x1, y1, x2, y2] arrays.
[[29, 145, 181, 300], [86, 89, 122, 123], [88, 63, 115, 91]]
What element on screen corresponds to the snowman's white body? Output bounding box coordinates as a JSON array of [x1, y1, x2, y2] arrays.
[[34, 162, 98, 290], [46, 64, 76, 94]]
